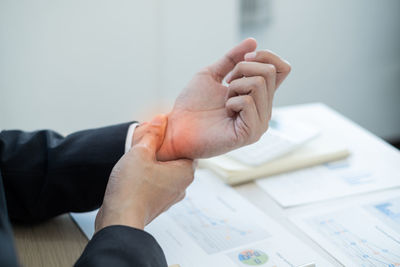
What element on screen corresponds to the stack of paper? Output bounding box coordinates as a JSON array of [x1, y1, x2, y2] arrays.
[[200, 134, 350, 185]]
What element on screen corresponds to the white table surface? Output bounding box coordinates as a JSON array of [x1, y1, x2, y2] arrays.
[[230, 102, 400, 266]]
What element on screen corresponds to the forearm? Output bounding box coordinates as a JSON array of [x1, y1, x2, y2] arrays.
[[0, 123, 132, 223]]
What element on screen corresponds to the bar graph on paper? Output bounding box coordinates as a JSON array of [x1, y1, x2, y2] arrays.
[[168, 196, 270, 254]]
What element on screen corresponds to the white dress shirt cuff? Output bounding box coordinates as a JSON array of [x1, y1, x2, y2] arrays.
[[125, 123, 139, 153]]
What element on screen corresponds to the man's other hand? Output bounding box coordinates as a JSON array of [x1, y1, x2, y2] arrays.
[[95, 115, 195, 231], [157, 38, 291, 160]]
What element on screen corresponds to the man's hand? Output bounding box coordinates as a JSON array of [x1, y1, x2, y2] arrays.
[[157, 38, 291, 160], [95, 115, 195, 231]]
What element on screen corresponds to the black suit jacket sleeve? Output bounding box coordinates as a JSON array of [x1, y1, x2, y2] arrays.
[[0, 124, 168, 267], [0, 123, 132, 223], [75, 225, 168, 267]]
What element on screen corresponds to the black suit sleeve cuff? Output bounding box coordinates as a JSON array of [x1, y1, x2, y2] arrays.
[[75, 225, 168, 267]]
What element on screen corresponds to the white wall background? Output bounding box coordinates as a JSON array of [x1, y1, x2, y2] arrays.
[[0, 0, 238, 133], [242, 0, 400, 140], [1, 0, 399, 140]]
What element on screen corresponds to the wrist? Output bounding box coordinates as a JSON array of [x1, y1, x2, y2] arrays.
[[131, 114, 178, 161], [95, 206, 146, 232], [133, 117, 178, 161], [156, 120, 181, 161], [156, 137, 176, 161]]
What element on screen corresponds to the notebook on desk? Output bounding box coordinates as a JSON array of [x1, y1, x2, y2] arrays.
[[200, 132, 350, 185]]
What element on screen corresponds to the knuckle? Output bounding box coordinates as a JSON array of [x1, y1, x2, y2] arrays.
[[263, 49, 273, 55], [259, 50, 271, 59], [282, 60, 292, 73], [146, 126, 162, 138], [254, 76, 266, 87], [237, 61, 247, 71], [266, 64, 277, 74], [132, 144, 151, 158], [265, 50, 277, 61], [243, 95, 253, 105], [229, 78, 238, 86], [228, 79, 240, 92], [132, 144, 146, 153]]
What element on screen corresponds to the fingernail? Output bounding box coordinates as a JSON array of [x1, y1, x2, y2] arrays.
[[151, 114, 165, 126], [245, 51, 257, 60]]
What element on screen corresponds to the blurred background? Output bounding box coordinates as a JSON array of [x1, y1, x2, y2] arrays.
[[1, 0, 399, 146]]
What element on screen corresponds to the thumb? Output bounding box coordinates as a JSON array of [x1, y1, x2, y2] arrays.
[[134, 114, 168, 159], [208, 38, 257, 82]]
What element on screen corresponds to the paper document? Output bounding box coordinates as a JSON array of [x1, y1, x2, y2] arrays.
[[256, 154, 400, 207], [290, 189, 400, 267], [226, 116, 320, 166], [72, 170, 333, 267], [256, 104, 400, 207]]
